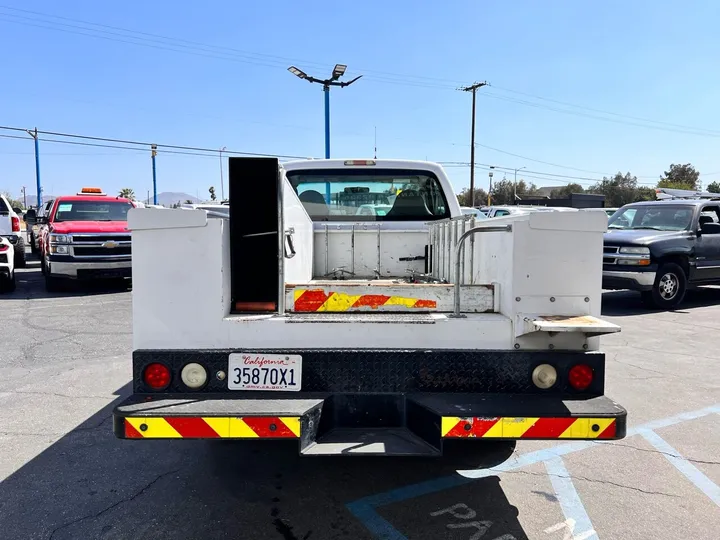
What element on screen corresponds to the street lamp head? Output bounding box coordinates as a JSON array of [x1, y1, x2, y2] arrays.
[[332, 64, 347, 79], [288, 66, 308, 79]]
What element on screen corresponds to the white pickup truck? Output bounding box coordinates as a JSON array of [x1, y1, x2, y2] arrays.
[[113, 158, 625, 457], [0, 194, 26, 268]]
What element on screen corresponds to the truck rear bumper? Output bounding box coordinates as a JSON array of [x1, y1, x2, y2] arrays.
[[113, 393, 626, 456], [48, 259, 131, 279]]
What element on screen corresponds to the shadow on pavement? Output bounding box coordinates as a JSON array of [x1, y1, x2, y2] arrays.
[[0, 385, 521, 540], [602, 287, 720, 317], [10, 251, 131, 300]]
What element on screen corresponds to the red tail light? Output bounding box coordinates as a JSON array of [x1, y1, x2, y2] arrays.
[[143, 363, 171, 390], [11, 216, 20, 232], [0, 244, 8, 252], [568, 364, 594, 390]]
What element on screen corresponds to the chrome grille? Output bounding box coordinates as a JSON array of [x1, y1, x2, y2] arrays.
[[68, 233, 132, 259], [603, 245, 619, 264]]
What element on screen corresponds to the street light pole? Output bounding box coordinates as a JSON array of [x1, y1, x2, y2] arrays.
[[25, 128, 42, 209], [288, 64, 362, 161], [514, 166, 526, 203], [459, 82, 488, 207], [219, 146, 227, 201]]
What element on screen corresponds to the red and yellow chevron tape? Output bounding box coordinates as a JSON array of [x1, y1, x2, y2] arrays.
[[293, 289, 437, 312], [442, 417, 616, 439], [124, 416, 300, 439]]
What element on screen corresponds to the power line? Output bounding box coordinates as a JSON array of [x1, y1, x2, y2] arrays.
[[0, 125, 312, 160]]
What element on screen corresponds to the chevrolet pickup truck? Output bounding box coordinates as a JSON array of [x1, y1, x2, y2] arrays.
[[602, 199, 720, 309]]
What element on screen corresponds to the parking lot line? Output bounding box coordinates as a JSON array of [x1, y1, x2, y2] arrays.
[[545, 457, 598, 540], [347, 403, 720, 538], [639, 429, 720, 507]]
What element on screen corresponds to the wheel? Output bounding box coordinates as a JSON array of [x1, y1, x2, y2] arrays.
[[30, 233, 38, 254], [45, 273, 63, 292], [14, 239, 26, 268], [642, 263, 686, 309]]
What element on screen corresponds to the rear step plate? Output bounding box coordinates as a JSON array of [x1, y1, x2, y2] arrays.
[[301, 428, 441, 457]]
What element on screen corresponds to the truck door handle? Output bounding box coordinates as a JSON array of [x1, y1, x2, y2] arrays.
[[284, 228, 296, 259]]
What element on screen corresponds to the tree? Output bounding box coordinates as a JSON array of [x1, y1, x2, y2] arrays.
[[549, 183, 584, 198], [1, 191, 24, 210], [706, 181, 720, 194], [489, 178, 540, 205], [119, 188, 135, 200], [185, 199, 193, 204], [209, 186, 217, 201], [658, 163, 700, 190], [457, 187, 489, 207], [588, 172, 653, 207]]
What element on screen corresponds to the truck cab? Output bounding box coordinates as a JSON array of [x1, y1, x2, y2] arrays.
[[39, 188, 135, 291]]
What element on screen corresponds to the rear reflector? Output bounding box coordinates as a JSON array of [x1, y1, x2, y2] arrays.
[[344, 160, 376, 166], [234, 301, 277, 312]]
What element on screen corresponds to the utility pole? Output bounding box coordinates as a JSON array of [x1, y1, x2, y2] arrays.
[[25, 128, 42, 209], [488, 166, 495, 206], [288, 64, 363, 163], [459, 82, 488, 207], [219, 146, 227, 201], [514, 166, 526, 203], [151, 144, 158, 205], [21, 186, 27, 209]]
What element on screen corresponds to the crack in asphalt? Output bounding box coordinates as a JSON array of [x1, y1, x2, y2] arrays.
[[594, 440, 720, 466], [47, 468, 181, 540], [609, 350, 720, 388], [8, 390, 112, 400], [496, 468, 681, 498]]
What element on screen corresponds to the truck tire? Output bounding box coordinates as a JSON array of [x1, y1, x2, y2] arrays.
[[642, 262, 686, 310], [30, 233, 38, 254], [14, 239, 27, 268]]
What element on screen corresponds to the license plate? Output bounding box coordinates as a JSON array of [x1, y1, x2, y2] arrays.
[[228, 353, 302, 391]]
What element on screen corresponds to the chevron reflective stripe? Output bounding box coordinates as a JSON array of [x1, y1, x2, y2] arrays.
[[293, 289, 437, 312], [124, 416, 301, 439], [441, 417, 617, 439]]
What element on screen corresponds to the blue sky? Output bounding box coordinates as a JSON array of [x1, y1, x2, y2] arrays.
[[1, 0, 720, 203]]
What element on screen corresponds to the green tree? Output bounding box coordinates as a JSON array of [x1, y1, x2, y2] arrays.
[[657, 163, 700, 190], [550, 183, 584, 199], [490, 179, 540, 205], [185, 199, 193, 204], [209, 186, 217, 201], [706, 181, 720, 194], [1, 191, 24, 210], [119, 188, 135, 200], [456, 187, 489, 207], [588, 172, 652, 207]]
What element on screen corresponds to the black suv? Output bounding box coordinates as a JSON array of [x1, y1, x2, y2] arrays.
[[602, 199, 720, 309]]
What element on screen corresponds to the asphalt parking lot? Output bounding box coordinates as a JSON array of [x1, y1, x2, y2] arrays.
[[1, 246, 718, 540]]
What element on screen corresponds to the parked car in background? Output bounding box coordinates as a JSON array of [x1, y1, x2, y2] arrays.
[[0, 194, 26, 268], [460, 207, 487, 219], [484, 205, 577, 218], [25, 198, 55, 255], [602, 199, 720, 309], [0, 236, 15, 292]]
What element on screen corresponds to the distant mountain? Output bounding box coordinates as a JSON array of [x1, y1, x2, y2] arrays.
[[143, 192, 202, 206]]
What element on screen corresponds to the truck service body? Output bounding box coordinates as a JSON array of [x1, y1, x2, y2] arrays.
[[113, 158, 626, 456], [39, 188, 134, 291]]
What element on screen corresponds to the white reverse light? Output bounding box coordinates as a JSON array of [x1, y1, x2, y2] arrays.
[[532, 364, 557, 389], [181, 363, 208, 389]]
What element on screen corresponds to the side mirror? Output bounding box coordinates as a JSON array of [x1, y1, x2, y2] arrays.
[[700, 222, 720, 235], [23, 209, 36, 224]]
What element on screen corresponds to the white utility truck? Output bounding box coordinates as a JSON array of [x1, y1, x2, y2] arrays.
[[113, 158, 626, 456]]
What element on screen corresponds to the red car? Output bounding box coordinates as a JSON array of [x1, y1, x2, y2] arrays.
[[39, 188, 135, 291]]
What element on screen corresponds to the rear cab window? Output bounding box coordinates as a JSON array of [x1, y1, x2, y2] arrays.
[[287, 169, 450, 222]]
